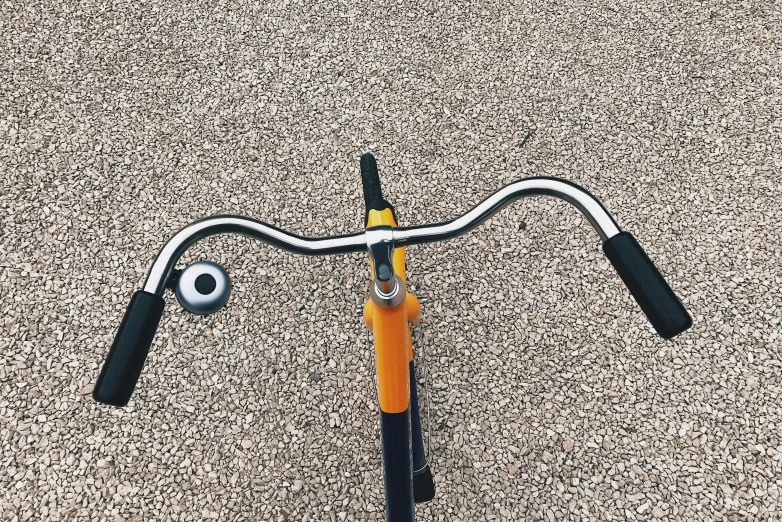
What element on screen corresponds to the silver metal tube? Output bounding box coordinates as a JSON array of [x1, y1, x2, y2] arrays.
[[142, 216, 366, 296], [392, 177, 621, 246], [141, 177, 621, 296]]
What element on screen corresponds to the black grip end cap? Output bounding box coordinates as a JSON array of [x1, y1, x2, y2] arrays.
[[93, 291, 165, 407], [603, 232, 692, 339]]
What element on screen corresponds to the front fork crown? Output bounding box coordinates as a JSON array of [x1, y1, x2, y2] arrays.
[[363, 292, 420, 329]]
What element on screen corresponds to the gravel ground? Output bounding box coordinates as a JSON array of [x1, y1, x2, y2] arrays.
[[2, 0, 781, 520]]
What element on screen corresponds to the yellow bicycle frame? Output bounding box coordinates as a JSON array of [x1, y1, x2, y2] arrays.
[[362, 208, 420, 414]]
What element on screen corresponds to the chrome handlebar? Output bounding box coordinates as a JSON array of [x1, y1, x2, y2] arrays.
[[94, 174, 692, 408], [142, 219, 367, 295], [142, 177, 620, 296], [394, 177, 620, 246]]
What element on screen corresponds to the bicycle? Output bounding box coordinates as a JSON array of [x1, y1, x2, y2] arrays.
[[93, 153, 692, 521]]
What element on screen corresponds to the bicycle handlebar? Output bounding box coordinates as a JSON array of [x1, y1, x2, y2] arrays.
[[394, 177, 620, 245], [93, 176, 691, 406], [140, 177, 618, 295]]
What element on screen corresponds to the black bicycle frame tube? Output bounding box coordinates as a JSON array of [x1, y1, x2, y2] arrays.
[[379, 364, 428, 521], [380, 408, 415, 521]]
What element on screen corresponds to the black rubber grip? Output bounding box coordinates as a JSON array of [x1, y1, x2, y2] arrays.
[[93, 291, 165, 406], [603, 232, 692, 339], [360, 152, 396, 225]]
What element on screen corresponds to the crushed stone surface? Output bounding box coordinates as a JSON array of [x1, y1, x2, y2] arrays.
[[1, 0, 781, 520]]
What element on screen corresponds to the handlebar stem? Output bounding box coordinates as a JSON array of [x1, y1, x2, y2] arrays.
[[366, 225, 396, 284]]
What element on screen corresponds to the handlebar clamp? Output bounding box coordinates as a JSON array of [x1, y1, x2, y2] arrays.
[[366, 225, 396, 284]]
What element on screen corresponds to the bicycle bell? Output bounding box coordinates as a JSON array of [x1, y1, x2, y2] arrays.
[[175, 261, 231, 315]]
